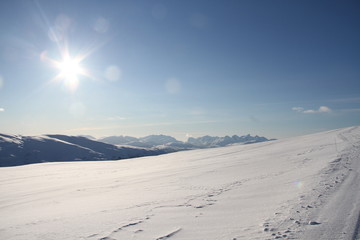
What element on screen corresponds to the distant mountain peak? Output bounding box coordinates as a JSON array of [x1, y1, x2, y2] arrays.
[[186, 134, 270, 147], [99, 133, 271, 149]]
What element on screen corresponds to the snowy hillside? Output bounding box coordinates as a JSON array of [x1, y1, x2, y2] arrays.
[[0, 127, 359, 240], [0, 134, 166, 167]]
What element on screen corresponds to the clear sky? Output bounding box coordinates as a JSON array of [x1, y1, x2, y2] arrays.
[[0, 0, 359, 141]]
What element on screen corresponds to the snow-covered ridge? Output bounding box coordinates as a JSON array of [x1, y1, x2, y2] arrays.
[[187, 134, 269, 147], [0, 134, 167, 167], [0, 133, 270, 167], [0, 126, 359, 239], [99, 133, 271, 148]]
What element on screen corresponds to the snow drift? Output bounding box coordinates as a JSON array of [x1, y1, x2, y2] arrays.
[[0, 127, 359, 240]]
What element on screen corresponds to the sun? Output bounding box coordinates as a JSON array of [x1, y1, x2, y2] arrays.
[[58, 57, 82, 80], [41, 44, 93, 92], [54, 54, 86, 91]]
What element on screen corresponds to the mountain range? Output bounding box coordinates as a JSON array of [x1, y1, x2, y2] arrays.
[[0, 133, 271, 167], [98, 134, 270, 149], [0, 134, 166, 167]]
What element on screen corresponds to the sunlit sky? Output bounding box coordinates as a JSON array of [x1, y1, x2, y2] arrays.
[[0, 0, 359, 140]]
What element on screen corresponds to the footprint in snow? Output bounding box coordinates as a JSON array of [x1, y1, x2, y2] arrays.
[[308, 221, 321, 225], [155, 228, 182, 240]]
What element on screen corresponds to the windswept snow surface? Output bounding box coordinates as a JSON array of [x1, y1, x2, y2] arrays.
[[0, 127, 359, 240]]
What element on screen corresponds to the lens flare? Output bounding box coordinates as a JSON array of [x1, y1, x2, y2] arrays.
[[293, 181, 304, 189], [37, 11, 101, 92], [57, 57, 82, 79], [41, 45, 92, 92], [55, 55, 84, 91]]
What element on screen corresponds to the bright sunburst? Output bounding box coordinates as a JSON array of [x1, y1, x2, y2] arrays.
[[57, 57, 82, 80], [41, 45, 92, 92], [55, 54, 84, 90]]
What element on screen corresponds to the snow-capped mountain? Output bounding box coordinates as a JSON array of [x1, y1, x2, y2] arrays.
[[0, 134, 166, 167], [97, 135, 138, 145], [140, 134, 182, 146], [99, 134, 183, 148], [99, 133, 270, 149], [0, 133, 271, 167], [187, 134, 269, 147]]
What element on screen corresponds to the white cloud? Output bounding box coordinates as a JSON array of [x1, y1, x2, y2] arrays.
[[303, 109, 317, 114], [0, 108, 4, 112], [292, 106, 332, 114], [318, 106, 332, 113], [106, 116, 126, 121], [292, 107, 304, 112]]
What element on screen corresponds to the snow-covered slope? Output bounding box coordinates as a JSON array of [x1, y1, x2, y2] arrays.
[[0, 127, 359, 240]]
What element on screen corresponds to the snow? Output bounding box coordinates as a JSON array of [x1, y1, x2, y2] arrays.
[[0, 134, 23, 145], [0, 126, 359, 240], [98, 133, 270, 149], [0, 135, 168, 167]]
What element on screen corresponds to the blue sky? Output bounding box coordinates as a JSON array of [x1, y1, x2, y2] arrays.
[[0, 0, 359, 140]]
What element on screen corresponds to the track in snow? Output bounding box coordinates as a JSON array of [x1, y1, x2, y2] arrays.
[[0, 126, 359, 240]]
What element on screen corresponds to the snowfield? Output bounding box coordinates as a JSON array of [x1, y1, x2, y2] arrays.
[[1, 127, 359, 240]]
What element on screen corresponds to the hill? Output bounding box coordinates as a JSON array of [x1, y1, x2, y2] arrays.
[[0, 127, 359, 239], [0, 134, 166, 167], [0, 133, 270, 167]]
